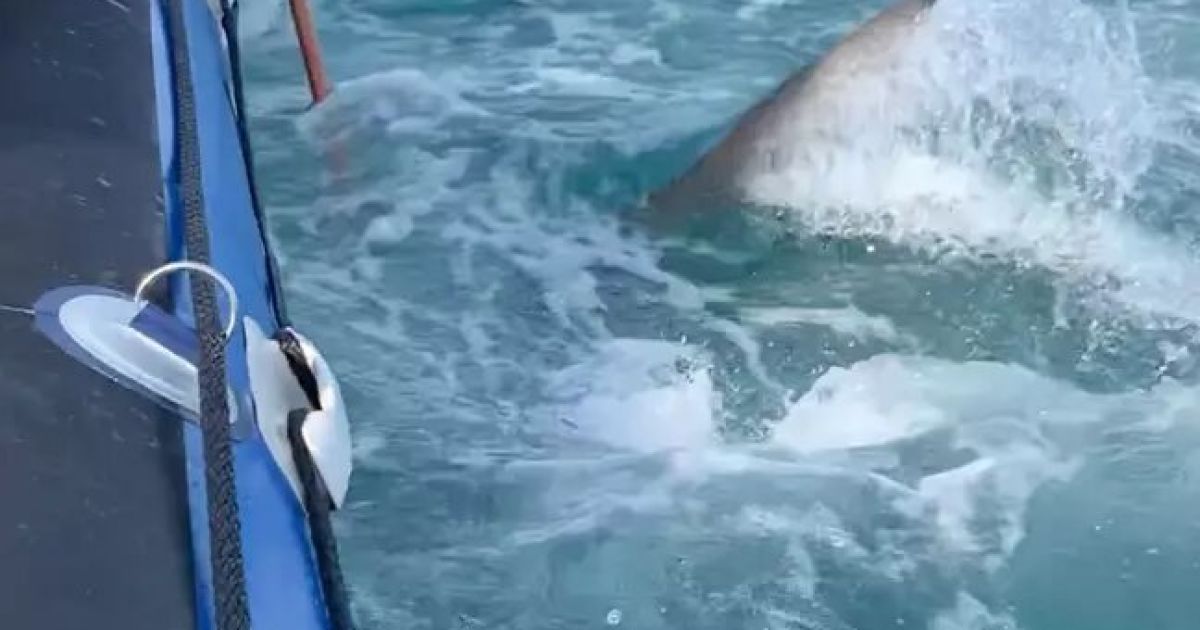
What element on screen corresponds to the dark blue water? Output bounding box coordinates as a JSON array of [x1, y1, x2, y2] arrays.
[[241, 1, 1200, 628]]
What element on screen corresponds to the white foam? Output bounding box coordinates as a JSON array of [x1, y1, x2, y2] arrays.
[[363, 213, 413, 246], [915, 446, 1077, 564], [916, 458, 999, 554], [769, 354, 1086, 454], [610, 42, 663, 67], [297, 67, 490, 144], [930, 592, 1020, 630], [535, 67, 649, 98], [735, 0, 793, 22], [526, 345, 1159, 572], [769, 353, 1108, 559], [731, 505, 820, 596], [545, 338, 719, 453], [740, 304, 906, 343]]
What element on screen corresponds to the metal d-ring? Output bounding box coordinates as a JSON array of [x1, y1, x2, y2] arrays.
[[134, 260, 239, 341]]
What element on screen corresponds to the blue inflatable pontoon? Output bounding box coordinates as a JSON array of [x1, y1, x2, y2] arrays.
[[0, 1, 354, 629]]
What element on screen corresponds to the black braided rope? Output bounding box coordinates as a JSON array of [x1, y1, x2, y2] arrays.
[[277, 328, 357, 630], [277, 331, 321, 408], [214, 4, 356, 627], [287, 409, 357, 630], [218, 0, 293, 326], [163, 1, 252, 628]]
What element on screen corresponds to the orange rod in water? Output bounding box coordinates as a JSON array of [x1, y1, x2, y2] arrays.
[[288, 0, 332, 104]]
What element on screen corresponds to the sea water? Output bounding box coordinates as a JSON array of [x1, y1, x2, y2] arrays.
[[239, 0, 1200, 628]]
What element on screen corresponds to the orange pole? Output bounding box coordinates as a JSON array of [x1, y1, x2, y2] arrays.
[[288, 0, 332, 104]]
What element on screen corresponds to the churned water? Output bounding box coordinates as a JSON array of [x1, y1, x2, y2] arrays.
[[239, 1, 1200, 628]]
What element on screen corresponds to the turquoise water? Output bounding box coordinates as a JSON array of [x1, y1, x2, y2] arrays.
[[240, 1, 1200, 628]]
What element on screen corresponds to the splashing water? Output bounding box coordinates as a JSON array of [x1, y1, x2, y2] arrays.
[[242, 0, 1200, 628], [742, 0, 1200, 326]]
